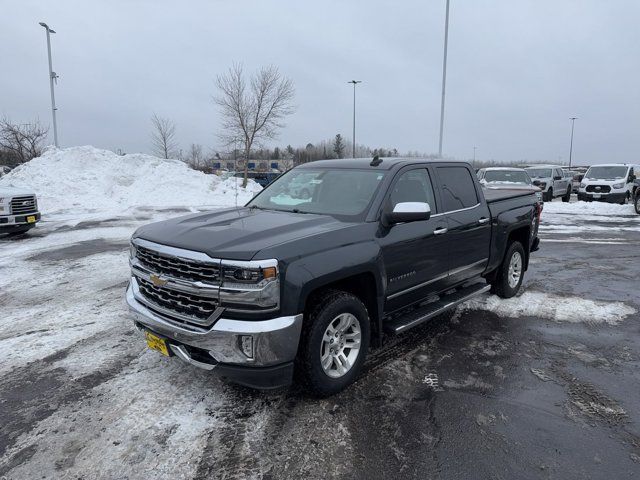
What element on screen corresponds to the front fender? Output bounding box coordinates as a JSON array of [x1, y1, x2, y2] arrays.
[[279, 241, 385, 317]]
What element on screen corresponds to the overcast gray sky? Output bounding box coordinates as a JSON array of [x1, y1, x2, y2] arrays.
[[2, 0, 639, 164]]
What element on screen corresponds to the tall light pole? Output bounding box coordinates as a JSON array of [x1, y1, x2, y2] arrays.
[[438, 0, 451, 158], [39, 22, 59, 147], [568, 117, 577, 169], [348, 80, 361, 158], [473, 146, 477, 167]]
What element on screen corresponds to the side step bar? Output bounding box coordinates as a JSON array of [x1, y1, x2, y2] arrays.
[[384, 283, 491, 334]]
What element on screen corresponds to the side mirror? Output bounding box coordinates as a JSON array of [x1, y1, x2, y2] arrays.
[[553, 175, 562, 180], [384, 202, 431, 226]]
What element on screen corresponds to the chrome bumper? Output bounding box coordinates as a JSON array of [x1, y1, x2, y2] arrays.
[[0, 211, 40, 226], [125, 281, 303, 369]]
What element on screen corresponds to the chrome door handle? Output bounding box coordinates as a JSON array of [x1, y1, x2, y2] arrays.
[[434, 227, 448, 235], [478, 217, 490, 225]]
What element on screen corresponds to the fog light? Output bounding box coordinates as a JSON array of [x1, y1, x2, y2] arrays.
[[240, 335, 254, 359]]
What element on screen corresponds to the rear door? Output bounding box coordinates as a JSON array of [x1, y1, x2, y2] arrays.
[[379, 166, 450, 312], [434, 165, 491, 286]]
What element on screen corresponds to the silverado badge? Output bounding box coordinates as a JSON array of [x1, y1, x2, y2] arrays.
[[150, 274, 168, 287]]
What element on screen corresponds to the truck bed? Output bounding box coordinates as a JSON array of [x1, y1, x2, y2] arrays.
[[483, 187, 538, 204]]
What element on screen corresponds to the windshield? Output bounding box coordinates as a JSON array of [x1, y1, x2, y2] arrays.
[[247, 168, 386, 219], [484, 170, 531, 185], [525, 168, 552, 178], [584, 166, 628, 180]]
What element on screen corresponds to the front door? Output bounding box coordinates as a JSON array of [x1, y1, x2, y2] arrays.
[[378, 167, 450, 312], [434, 165, 491, 285]]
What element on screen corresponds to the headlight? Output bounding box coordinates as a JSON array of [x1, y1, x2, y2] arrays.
[[219, 259, 280, 312], [580, 183, 586, 188], [612, 182, 624, 189], [129, 241, 137, 259], [221, 265, 277, 285]]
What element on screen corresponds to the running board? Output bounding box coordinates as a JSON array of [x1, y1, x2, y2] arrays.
[[384, 283, 491, 335]]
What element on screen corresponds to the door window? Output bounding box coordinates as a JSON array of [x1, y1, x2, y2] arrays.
[[389, 169, 436, 212], [436, 167, 479, 212]]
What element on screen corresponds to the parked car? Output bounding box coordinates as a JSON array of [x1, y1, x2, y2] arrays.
[[577, 164, 639, 204], [126, 158, 541, 396], [0, 165, 12, 178], [0, 186, 41, 235], [477, 167, 543, 204], [633, 179, 640, 214], [524, 165, 572, 202]]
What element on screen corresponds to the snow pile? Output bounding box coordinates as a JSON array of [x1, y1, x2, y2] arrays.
[[543, 201, 636, 216], [461, 291, 636, 326], [0, 146, 262, 213]]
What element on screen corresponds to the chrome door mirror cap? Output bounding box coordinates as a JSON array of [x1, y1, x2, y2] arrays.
[[385, 202, 431, 226]]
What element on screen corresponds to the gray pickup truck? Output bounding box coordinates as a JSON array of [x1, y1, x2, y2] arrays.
[[126, 158, 541, 395], [525, 165, 572, 202]]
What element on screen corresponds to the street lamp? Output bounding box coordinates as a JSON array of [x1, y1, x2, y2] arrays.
[[39, 22, 59, 147], [473, 146, 477, 167], [438, 0, 451, 158], [568, 117, 577, 169], [348, 80, 362, 158]]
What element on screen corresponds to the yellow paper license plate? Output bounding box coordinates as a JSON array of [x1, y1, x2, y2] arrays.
[[26, 215, 36, 223], [145, 331, 170, 356]]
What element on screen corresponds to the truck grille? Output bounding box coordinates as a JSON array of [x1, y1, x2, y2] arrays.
[[586, 185, 611, 193], [135, 245, 220, 284], [137, 276, 219, 321], [10, 195, 37, 214]]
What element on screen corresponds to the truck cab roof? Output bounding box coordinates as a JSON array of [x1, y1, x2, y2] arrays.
[[297, 157, 471, 171]]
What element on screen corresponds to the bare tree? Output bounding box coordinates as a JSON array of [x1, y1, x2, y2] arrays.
[[0, 118, 49, 165], [215, 63, 295, 186], [185, 143, 204, 169], [150, 113, 178, 159]]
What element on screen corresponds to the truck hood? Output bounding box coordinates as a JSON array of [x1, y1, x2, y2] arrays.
[[133, 207, 347, 261], [0, 185, 36, 197]]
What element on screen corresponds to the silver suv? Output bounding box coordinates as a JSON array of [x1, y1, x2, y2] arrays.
[[524, 165, 572, 202]]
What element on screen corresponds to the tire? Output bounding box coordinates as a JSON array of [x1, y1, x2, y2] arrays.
[[635, 195, 640, 215], [562, 187, 571, 202], [491, 241, 525, 299], [620, 192, 630, 205], [545, 188, 553, 202], [296, 290, 370, 397]]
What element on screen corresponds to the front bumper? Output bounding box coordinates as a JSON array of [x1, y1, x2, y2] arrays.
[[577, 192, 626, 203], [0, 211, 41, 229], [125, 281, 303, 388]]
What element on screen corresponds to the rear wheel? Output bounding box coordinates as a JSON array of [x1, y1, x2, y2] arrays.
[[491, 241, 525, 298], [562, 187, 571, 202], [296, 290, 370, 397], [635, 194, 640, 214]]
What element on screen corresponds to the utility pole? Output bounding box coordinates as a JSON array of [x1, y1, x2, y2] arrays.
[[438, 0, 451, 158], [39, 22, 59, 147], [568, 117, 577, 168], [348, 80, 362, 158]]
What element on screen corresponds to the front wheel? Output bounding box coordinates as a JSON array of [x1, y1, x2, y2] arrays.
[[491, 241, 525, 298], [545, 188, 553, 202], [296, 290, 370, 397], [634, 195, 640, 214]]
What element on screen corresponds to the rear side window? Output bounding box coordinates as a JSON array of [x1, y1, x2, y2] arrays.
[[437, 166, 479, 212]]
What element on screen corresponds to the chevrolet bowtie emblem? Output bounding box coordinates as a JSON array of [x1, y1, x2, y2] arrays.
[[150, 274, 168, 287]]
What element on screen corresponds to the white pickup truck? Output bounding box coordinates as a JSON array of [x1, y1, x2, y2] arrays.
[[0, 186, 41, 235]]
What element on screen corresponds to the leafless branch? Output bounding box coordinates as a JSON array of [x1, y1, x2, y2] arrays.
[[214, 63, 295, 186], [150, 113, 178, 159], [0, 118, 49, 164]]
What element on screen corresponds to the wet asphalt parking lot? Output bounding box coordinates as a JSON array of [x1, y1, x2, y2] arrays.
[[0, 202, 639, 479]]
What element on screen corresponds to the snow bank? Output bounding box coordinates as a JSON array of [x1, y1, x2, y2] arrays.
[[543, 200, 636, 216], [461, 291, 636, 326], [0, 146, 262, 213]]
